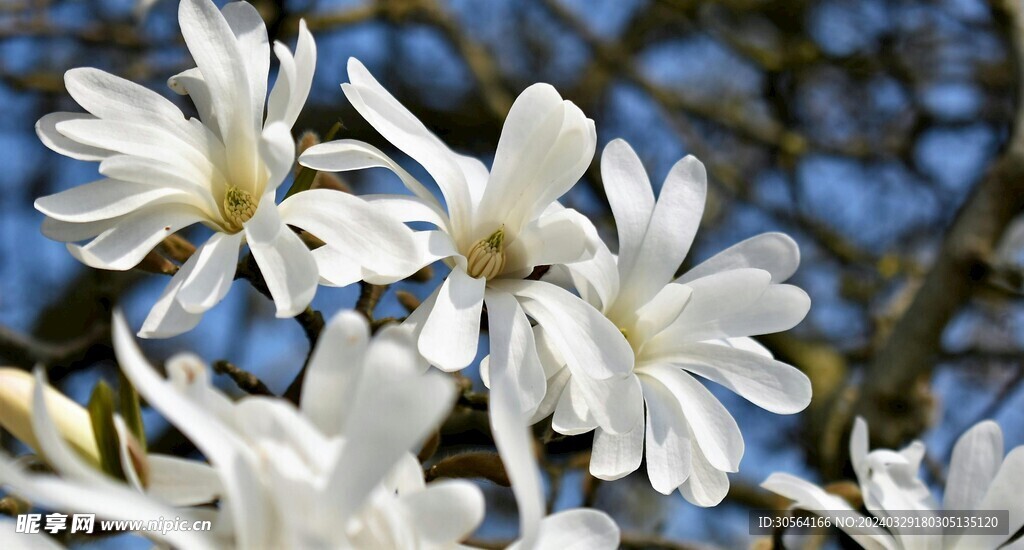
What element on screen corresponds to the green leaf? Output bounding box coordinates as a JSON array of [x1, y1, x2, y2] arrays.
[[87, 381, 125, 480], [118, 370, 146, 454]]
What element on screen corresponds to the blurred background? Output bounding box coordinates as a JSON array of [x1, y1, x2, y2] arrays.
[[2, 0, 1024, 547]]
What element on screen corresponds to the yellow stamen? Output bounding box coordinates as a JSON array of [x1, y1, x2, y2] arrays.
[[223, 186, 257, 231], [466, 227, 507, 280]]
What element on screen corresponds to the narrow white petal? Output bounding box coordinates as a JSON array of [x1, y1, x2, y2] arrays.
[[493, 279, 634, 380], [944, 420, 1004, 512], [679, 444, 730, 507], [514, 509, 619, 550], [641, 364, 744, 472], [177, 231, 242, 313], [397, 480, 485, 546], [266, 20, 315, 129], [221, 1, 269, 133], [139, 254, 204, 339], [529, 365, 570, 424], [552, 377, 598, 435], [298, 138, 442, 212], [678, 232, 801, 284], [42, 216, 121, 244], [146, 454, 222, 506], [300, 310, 369, 436], [644, 342, 812, 415], [761, 473, 897, 550], [614, 155, 707, 313], [36, 177, 186, 224], [363, 194, 449, 228], [633, 283, 692, 343], [260, 122, 296, 192], [563, 219, 620, 312], [67, 204, 203, 271], [167, 67, 219, 138], [29, 369, 107, 485], [64, 67, 186, 126], [484, 290, 548, 415], [973, 447, 1024, 548], [601, 139, 654, 274], [639, 375, 692, 494], [36, 112, 108, 161], [418, 268, 486, 371], [244, 195, 318, 317], [590, 424, 644, 481], [279, 188, 423, 281], [505, 208, 592, 274], [98, 155, 220, 216]]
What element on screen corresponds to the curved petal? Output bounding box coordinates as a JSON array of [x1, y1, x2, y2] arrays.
[[974, 447, 1024, 549], [484, 290, 547, 415], [177, 231, 243, 313], [300, 310, 370, 437], [244, 195, 318, 318], [397, 480, 485, 546], [279, 188, 423, 281], [632, 283, 692, 344], [67, 204, 204, 270], [221, 0, 269, 133], [678, 232, 801, 284], [98, 155, 220, 216], [613, 155, 707, 315], [601, 139, 654, 274], [64, 67, 187, 128], [552, 378, 598, 435], [146, 454, 222, 506], [640, 364, 744, 472], [638, 375, 691, 495], [505, 208, 592, 274], [563, 218, 620, 312], [418, 268, 486, 371], [139, 253, 204, 339], [644, 342, 812, 415], [590, 423, 644, 481], [260, 121, 296, 192], [518, 509, 620, 550], [944, 420, 1003, 512], [30, 369, 106, 485], [492, 279, 634, 380], [266, 20, 315, 129], [571, 371, 644, 435], [36, 112, 109, 161], [679, 444, 730, 507]]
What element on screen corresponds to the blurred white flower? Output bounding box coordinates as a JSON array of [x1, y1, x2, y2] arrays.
[[534, 139, 812, 506], [299, 58, 635, 543], [33, 0, 419, 338], [762, 417, 1024, 549]]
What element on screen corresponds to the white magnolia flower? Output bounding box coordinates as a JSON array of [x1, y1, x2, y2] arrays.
[[763, 418, 1024, 550], [0, 312, 621, 549], [33, 0, 419, 338], [299, 58, 635, 543], [533, 139, 812, 506]]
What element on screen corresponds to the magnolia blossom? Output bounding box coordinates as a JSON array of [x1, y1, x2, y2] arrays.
[[0, 312, 620, 549], [532, 139, 812, 506], [299, 59, 635, 542], [33, 0, 419, 338], [763, 418, 1024, 549]]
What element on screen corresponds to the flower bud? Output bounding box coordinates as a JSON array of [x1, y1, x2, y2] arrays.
[[466, 227, 506, 280], [0, 368, 100, 466]]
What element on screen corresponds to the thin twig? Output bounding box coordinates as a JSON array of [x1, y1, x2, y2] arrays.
[[212, 360, 274, 397]]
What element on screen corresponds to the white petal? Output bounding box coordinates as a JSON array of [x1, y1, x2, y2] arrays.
[[563, 219, 620, 312], [644, 342, 812, 415], [489, 370, 544, 548], [641, 364, 744, 472], [364, 323, 428, 376], [479, 85, 596, 233], [529, 365, 570, 424], [850, 417, 870, 483], [244, 195, 318, 317], [974, 447, 1024, 548], [601, 139, 654, 275], [632, 283, 692, 343], [260, 121, 296, 192], [64, 67, 186, 126], [519, 509, 620, 550], [689, 284, 811, 342], [505, 208, 592, 274], [363, 194, 449, 228], [178, 0, 257, 187], [571, 371, 644, 435], [41, 216, 120, 243], [343, 59, 472, 237], [298, 138, 442, 212], [266, 20, 315, 129], [639, 375, 691, 495], [29, 369, 107, 485], [493, 279, 634, 380], [98, 155, 219, 216], [36, 112, 108, 161], [146, 454, 222, 505], [279, 188, 423, 281], [397, 480, 485, 546], [177, 231, 242, 313], [944, 420, 1003, 512], [67, 204, 203, 270], [418, 268, 486, 371], [221, 0, 269, 133], [326, 369, 456, 520], [679, 444, 730, 507], [300, 310, 369, 437], [485, 290, 548, 415], [678, 232, 801, 284], [614, 155, 707, 313], [167, 67, 218, 137], [139, 253, 204, 339], [552, 377, 598, 435], [590, 424, 644, 481], [761, 473, 897, 550]]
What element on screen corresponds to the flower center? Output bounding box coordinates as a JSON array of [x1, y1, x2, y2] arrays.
[[223, 186, 257, 232], [466, 227, 506, 280]]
